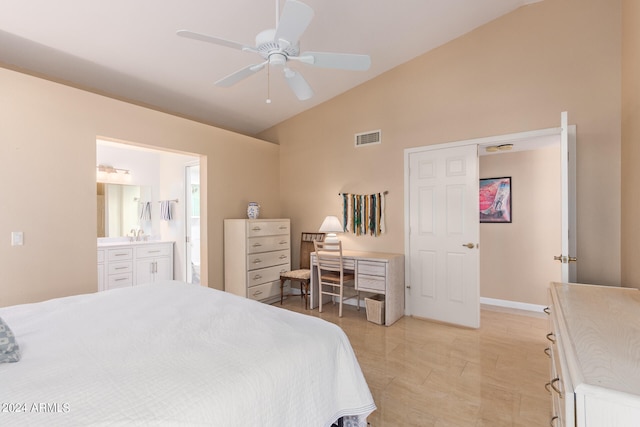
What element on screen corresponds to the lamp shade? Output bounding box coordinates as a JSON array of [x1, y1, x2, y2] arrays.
[[319, 215, 343, 233]]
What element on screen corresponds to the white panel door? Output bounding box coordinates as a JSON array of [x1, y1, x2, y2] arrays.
[[408, 144, 480, 328], [559, 112, 578, 282]]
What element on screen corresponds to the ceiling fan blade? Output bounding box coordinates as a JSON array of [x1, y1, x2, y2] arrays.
[[177, 30, 257, 53], [283, 68, 314, 101], [274, 0, 314, 47], [215, 62, 267, 87], [297, 51, 371, 71]]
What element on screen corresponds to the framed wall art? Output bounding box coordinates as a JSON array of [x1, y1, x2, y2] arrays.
[[479, 177, 511, 223]]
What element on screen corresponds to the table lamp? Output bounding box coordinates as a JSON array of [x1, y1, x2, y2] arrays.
[[319, 215, 344, 245]]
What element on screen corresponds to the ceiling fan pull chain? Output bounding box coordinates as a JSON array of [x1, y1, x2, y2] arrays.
[[266, 62, 272, 104]]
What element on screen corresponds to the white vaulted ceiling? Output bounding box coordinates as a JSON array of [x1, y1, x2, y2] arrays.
[[0, 0, 541, 136]]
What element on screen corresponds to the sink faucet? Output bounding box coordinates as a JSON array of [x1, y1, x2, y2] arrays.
[[136, 229, 144, 241]]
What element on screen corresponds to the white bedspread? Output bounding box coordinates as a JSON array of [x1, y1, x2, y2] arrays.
[[0, 281, 375, 426]]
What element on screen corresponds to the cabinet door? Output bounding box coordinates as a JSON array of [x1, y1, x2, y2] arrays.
[[98, 263, 105, 291], [136, 259, 155, 285], [154, 257, 173, 281]]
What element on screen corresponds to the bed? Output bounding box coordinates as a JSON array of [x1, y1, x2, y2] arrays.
[[0, 280, 375, 426]]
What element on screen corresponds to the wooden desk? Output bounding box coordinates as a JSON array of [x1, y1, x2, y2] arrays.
[[310, 250, 405, 326]]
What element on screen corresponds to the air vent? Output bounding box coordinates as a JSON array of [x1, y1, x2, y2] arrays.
[[355, 130, 381, 147]]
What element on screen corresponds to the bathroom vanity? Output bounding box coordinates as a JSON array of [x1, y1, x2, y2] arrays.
[[97, 241, 174, 291]]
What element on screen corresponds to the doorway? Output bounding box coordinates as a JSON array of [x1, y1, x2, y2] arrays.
[[96, 139, 202, 283], [185, 163, 201, 284], [404, 120, 576, 327]]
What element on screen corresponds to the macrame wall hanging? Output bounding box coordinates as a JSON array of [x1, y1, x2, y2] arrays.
[[340, 191, 388, 237]]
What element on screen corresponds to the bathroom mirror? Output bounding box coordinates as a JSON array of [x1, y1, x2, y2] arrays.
[[97, 183, 151, 237]]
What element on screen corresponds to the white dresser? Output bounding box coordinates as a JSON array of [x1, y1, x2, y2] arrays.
[[546, 282, 640, 426], [224, 219, 291, 304], [97, 241, 174, 291]]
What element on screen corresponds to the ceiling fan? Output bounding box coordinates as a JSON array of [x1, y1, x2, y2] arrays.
[[177, 0, 371, 101]]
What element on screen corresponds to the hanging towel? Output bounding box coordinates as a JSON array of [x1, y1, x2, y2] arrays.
[[160, 200, 173, 221], [139, 202, 152, 221]]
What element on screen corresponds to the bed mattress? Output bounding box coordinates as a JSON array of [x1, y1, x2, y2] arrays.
[[0, 281, 375, 426]]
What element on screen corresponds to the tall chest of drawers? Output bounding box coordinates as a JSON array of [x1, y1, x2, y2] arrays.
[[224, 219, 291, 304]]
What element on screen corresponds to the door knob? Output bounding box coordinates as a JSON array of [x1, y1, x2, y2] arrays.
[[462, 243, 475, 249]]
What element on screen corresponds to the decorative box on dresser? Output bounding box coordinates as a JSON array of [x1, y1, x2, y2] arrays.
[[546, 282, 640, 427], [97, 241, 174, 291], [224, 219, 291, 304]]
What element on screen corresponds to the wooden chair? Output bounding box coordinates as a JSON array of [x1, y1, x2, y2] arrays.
[[313, 240, 359, 317], [280, 232, 325, 309]]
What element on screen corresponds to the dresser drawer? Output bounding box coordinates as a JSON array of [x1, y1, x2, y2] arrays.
[[107, 248, 133, 261], [247, 280, 281, 301], [136, 244, 172, 258], [247, 250, 290, 271], [247, 264, 290, 287], [247, 235, 290, 254], [247, 221, 290, 237], [107, 273, 133, 288], [358, 260, 386, 276], [108, 261, 132, 275], [357, 274, 386, 292]]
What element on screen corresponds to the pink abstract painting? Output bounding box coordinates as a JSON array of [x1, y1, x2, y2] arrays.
[[479, 177, 511, 223]]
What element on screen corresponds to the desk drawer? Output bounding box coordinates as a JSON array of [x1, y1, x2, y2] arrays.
[[358, 261, 386, 277], [247, 250, 290, 271], [358, 274, 386, 292]]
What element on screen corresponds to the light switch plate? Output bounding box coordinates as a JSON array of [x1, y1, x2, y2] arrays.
[[11, 231, 23, 246]]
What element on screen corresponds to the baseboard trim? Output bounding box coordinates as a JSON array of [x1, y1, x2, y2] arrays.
[[480, 297, 546, 313]]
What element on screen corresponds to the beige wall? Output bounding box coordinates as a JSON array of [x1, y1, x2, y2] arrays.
[[621, 0, 640, 289], [261, 0, 622, 294], [480, 148, 561, 305], [0, 66, 280, 307]]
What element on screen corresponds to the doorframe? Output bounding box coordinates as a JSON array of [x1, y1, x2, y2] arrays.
[[404, 124, 575, 316]]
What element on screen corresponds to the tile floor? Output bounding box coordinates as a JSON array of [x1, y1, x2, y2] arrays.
[[277, 296, 552, 426]]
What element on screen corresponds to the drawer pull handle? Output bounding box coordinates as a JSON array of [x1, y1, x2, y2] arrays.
[[543, 306, 551, 315], [546, 332, 556, 344], [253, 275, 262, 280], [253, 290, 263, 296], [550, 415, 559, 426], [253, 243, 262, 247], [148, 250, 161, 253], [544, 347, 551, 358], [279, 226, 287, 229], [549, 378, 563, 398], [253, 259, 262, 264], [115, 266, 128, 270], [279, 255, 288, 259], [252, 226, 261, 231], [115, 278, 128, 282], [279, 240, 287, 245], [114, 253, 128, 256]]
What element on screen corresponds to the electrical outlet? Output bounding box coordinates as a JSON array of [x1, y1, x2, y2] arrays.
[[11, 231, 23, 246]]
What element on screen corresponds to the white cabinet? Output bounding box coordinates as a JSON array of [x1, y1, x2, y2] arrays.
[[97, 249, 105, 291], [547, 282, 640, 427], [224, 219, 291, 304], [135, 244, 174, 285], [97, 242, 174, 291]]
